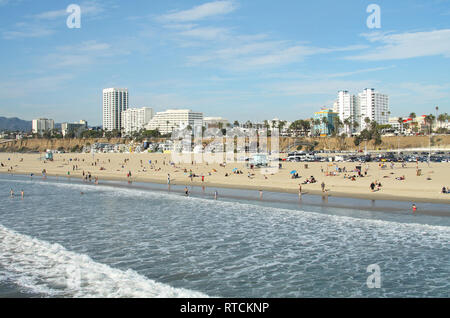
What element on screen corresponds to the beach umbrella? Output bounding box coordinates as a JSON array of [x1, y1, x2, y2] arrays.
[[232, 168, 238, 172], [290, 170, 297, 174]]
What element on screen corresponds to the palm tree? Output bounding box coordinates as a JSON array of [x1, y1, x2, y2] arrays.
[[397, 117, 404, 135], [321, 117, 329, 135], [438, 113, 446, 129], [424, 114, 435, 134], [343, 117, 351, 135], [332, 116, 342, 136]]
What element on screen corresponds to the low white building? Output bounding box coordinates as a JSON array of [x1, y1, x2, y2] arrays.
[[146, 109, 203, 135], [61, 120, 88, 137], [203, 117, 229, 129], [121, 107, 154, 135]]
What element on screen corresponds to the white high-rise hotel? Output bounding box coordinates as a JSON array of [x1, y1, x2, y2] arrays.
[[102, 88, 129, 131], [358, 88, 389, 131], [334, 88, 389, 133]]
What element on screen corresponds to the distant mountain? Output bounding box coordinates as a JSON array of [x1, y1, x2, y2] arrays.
[[0, 117, 32, 132]]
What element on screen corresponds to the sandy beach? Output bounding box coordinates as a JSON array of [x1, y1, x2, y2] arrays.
[[1, 152, 449, 204]]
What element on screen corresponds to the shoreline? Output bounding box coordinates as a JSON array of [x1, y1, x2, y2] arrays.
[[1, 152, 450, 206], [2, 170, 450, 206]]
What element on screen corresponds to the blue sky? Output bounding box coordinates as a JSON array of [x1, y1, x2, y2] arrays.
[[0, 0, 449, 126]]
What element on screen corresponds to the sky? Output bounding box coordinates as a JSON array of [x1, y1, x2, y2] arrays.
[[0, 0, 449, 126]]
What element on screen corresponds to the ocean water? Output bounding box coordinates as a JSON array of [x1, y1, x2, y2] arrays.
[[0, 174, 449, 298]]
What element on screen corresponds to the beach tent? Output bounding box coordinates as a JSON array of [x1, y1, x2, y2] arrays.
[[45, 152, 53, 161]]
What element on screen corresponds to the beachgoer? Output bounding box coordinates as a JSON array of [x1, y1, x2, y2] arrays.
[[214, 190, 218, 200], [10, 188, 14, 197], [185, 187, 189, 196], [321, 182, 325, 192], [21, 190, 24, 198], [259, 190, 263, 199], [412, 204, 417, 213], [370, 182, 375, 192]]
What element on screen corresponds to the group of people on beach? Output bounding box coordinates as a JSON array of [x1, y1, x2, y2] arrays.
[[370, 181, 382, 192], [10, 188, 24, 198]]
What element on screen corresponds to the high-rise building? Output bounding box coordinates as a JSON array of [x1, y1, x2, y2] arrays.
[[121, 107, 154, 135], [32, 118, 54, 135], [146, 109, 203, 135], [358, 88, 389, 131], [334, 91, 359, 134], [102, 88, 128, 131]]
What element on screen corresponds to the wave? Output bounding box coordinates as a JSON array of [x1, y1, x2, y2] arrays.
[[0, 224, 208, 298]]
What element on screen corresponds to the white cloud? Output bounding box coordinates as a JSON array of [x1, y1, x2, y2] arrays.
[[347, 29, 450, 61], [159, 1, 236, 22], [2, 23, 55, 39], [265, 79, 378, 97], [179, 26, 230, 40], [187, 42, 367, 71], [43, 40, 127, 68]]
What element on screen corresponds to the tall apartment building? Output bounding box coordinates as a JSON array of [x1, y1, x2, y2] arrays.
[[121, 107, 154, 135], [146, 109, 203, 135], [358, 88, 389, 131], [32, 118, 54, 135], [334, 91, 359, 133], [332, 88, 389, 133], [102, 88, 128, 131]]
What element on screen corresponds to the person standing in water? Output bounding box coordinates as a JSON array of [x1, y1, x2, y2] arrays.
[[184, 187, 189, 196], [412, 204, 417, 214], [10, 188, 14, 197], [21, 190, 24, 199], [214, 190, 218, 200]]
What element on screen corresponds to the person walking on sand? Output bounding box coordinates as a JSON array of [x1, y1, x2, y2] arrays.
[[321, 182, 325, 192], [167, 174, 171, 185]]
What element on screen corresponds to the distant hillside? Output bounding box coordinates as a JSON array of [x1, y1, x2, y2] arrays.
[[0, 117, 32, 132]]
